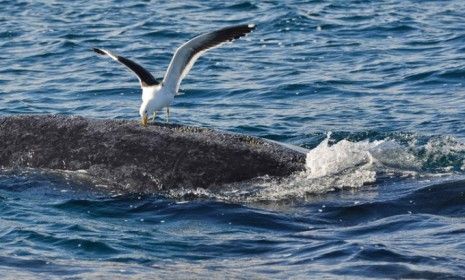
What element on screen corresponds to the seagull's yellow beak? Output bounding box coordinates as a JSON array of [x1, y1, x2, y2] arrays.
[[141, 114, 148, 127]]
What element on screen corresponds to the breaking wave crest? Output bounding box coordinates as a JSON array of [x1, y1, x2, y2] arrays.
[[168, 132, 465, 202]]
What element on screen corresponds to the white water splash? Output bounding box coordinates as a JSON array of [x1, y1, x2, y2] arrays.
[[305, 133, 377, 179]]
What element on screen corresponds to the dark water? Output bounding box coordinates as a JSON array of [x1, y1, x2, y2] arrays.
[[1, 0, 465, 278]]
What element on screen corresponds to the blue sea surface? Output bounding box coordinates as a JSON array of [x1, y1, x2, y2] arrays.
[[1, 0, 465, 278]]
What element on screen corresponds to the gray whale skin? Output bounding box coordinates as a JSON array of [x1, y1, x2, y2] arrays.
[[0, 115, 306, 194]]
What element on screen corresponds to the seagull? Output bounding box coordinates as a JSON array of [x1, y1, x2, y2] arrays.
[[93, 24, 256, 126]]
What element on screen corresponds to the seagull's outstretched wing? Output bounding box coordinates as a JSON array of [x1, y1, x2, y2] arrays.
[[162, 24, 256, 93], [92, 48, 159, 88]]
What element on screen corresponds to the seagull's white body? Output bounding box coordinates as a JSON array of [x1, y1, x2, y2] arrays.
[[140, 85, 171, 117], [93, 24, 255, 125]]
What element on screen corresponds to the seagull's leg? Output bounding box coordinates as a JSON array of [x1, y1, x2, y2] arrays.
[[166, 107, 170, 123], [151, 112, 157, 122]]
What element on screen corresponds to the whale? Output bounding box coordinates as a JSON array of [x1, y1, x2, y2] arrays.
[[0, 115, 306, 194]]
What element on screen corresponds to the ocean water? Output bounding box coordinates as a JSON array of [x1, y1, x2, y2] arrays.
[[1, 0, 465, 278]]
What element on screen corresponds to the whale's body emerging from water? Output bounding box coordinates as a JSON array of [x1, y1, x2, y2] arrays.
[[0, 115, 305, 194]]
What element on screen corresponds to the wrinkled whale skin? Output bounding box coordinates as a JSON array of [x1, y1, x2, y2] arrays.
[[0, 115, 306, 193]]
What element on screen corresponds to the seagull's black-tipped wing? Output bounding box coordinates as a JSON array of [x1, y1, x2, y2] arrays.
[[93, 48, 159, 87], [162, 24, 256, 93]]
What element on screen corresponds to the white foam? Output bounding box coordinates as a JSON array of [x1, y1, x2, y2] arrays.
[[305, 133, 377, 179]]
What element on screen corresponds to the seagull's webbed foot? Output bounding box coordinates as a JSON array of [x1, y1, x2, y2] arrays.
[[166, 107, 170, 123]]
